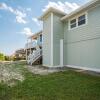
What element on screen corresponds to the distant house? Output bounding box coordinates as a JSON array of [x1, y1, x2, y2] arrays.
[[13, 49, 26, 60], [26, 0, 100, 72]]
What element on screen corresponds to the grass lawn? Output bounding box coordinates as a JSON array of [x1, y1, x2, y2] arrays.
[[0, 62, 100, 100]]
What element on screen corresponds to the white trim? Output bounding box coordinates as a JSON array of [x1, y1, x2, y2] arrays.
[[60, 39, 63, 66], [51, 13, 53, 66], [43, 64, 100, 72], [68, 12, 88, 30], [39, 7, 66, 20], [66, 65, 100, 73]]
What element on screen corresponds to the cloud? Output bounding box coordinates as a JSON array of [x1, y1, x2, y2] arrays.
[[16, 16, 26, 24], [21, 27, 33, 36], [0, 3, 27, 24], [26, 8, 31, 11], [32, 17, 42, 26], [42, 1, 80, 14]]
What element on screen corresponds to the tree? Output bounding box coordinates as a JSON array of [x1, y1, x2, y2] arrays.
[[0, 53, 5, 61], [5, 56, 11, 61]]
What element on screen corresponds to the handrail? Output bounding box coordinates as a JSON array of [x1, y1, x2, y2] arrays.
[[25, 41, 37, 49], [27, 49, 42, 64]]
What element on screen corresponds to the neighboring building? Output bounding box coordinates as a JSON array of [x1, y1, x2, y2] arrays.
[[26, 0, 100, 72], [25, 31, 42, 65], [12, 49, 26, 60]]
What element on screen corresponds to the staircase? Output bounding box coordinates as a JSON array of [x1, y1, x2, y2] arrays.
[[27, 49, 42, 65]]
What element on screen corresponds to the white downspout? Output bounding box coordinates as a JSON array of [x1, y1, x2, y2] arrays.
[[51, 13, 53, 66], [60, 39, 63, 67]]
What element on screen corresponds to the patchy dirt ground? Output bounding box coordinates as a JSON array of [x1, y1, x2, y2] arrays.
[[0, 61, 64, 86], [0, 61, 61, 86], [0, 61, 24, 86], [24, 65, 60, 75], [0, 61, 99, 87]]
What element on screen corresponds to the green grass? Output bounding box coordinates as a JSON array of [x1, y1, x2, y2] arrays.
[[0, 63, 100, 100]]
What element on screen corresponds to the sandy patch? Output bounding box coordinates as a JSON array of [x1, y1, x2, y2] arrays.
[[0, 62, 24, 86], [24, 65, 61, 75]]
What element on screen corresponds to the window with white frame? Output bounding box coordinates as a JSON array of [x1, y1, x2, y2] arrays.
[[70, 19, 77, 29], [78, 14, 86, 26], [69, 13, 87, 29]]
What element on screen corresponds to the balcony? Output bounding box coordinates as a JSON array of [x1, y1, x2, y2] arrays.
[[25, 41, 37, 49], [25, 40, 42, 49]]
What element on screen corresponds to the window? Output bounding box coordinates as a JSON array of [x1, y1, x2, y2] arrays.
[[70, 19, 76, 29], [69, 13, 87, 30], [78, 14, 86, 26]]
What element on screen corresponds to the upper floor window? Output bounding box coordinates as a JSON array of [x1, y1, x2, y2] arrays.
[[70, 19, 76, 29], [69, 13, 87, 30], [78, 14, 86, 26]]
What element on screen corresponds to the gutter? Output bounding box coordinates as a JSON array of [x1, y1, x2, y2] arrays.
[[61, 0, 99, 21]]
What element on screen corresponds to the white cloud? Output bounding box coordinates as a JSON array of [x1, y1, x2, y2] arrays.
[[0, 3, 27, 24], [0, 3, 7, 9], [21, 27, 33, 36], [16, 16, 26, 24], [26, 8, 31, 11], [43, 1, 80, 14], [32, 17, 42, 26]]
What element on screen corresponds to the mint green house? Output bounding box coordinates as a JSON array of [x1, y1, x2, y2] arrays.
[[38, 0, 100, 72]]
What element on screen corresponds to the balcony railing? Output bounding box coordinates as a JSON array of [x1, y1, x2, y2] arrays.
[[25, 40, 42, 49], [25, 41, 37, 49]]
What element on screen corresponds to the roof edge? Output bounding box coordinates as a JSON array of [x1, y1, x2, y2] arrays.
[[28, 30, 42, 39], [61, 0, 99, 21], [39, 7, 66, 20]]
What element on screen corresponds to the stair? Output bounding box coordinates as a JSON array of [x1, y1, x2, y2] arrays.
[[27, 49, 42, 65]]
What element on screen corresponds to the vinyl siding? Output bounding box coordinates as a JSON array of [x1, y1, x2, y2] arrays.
[[43, 14, 51, 66], [64, 4, 100, 69], [53, 14, 64, 66]]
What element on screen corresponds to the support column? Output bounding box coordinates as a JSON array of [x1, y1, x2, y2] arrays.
[[26, 49, 27, 60], [26, 39, 28, 60], [30, 38, 32, 54]]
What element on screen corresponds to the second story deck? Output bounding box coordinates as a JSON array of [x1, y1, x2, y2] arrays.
[[25, 30, 42, 49]]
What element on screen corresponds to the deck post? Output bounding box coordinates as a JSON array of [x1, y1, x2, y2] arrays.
[[26, 39, 28, 61], [26, 49, 27, 60], [30, 38, 32, 54]]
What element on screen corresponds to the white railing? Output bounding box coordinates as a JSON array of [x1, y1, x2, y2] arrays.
[[27, 49, 42, 65], [25, 41, 37, 49], [25, 40, 42, 49]]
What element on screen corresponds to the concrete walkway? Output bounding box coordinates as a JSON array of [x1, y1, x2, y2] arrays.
[[24, 65, 66, 75]]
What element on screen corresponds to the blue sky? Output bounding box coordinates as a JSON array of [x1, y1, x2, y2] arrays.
[[0, 0, 90, 55]]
